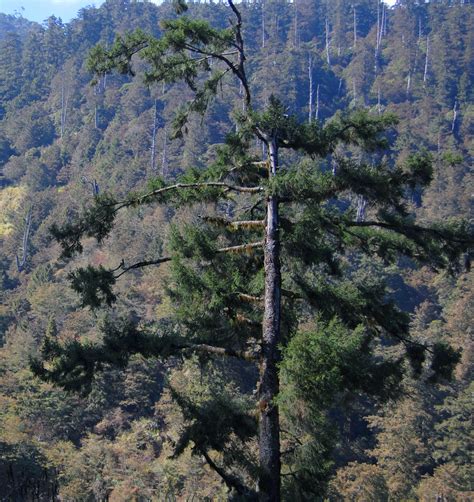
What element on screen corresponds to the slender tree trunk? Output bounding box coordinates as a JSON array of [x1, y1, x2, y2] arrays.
[[294, 0, 298, 47], [353, 4, 357, 50], [315, 83, 320, 121], [423, 35, 429, 85], [258, 135, 281, 502], [162, 127, 168, 177], [16, 207, 32, 272], [308, 54, 313, 123], [151, 99, 158, 171], [325, 18, 331, 66], [451, 100, 458, 133], [377, 84, 382, 114]]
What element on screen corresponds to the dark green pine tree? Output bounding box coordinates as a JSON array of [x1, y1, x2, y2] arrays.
[[32, 1, 472, 500]]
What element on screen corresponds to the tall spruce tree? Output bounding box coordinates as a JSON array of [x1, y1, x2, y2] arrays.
[[32, 1, 472, 500]]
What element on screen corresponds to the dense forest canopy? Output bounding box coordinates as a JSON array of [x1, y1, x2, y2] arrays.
[[0, 0, 472, 500]]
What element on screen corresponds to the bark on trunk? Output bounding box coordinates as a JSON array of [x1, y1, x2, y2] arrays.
[[258, 136, 281, 502]]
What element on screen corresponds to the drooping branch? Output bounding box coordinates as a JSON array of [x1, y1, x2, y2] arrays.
[[115, 256, 172, 278], [181, 342, 258, 362], [115, 182, 263, 210], [346, 220, 473, 245], [199, 447, 254, 497], [114, 241, 264, 278]]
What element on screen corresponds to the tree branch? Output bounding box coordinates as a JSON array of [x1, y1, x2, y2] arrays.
[[113, 241, 264, 278], [202, 215, 265, 230], [115, 256, 172, 278], [236, 293, 263, 304], [346, 220, 473, 244], [199, 446, 252, 497], [182, 342, 258, 361], [115, 182, 263, 209]]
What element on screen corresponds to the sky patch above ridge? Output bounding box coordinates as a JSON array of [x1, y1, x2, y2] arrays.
[[0, 0, 397, 25]]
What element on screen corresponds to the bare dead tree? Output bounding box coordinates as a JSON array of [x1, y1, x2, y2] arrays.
[[451, 100, 458, 133], [423, 35, 430, 85], [150, 99, 159, 171], [293, 0, 298, 47], [377, 84, 382, 114], [353, 4, 357, 50], [82, 176, 100, 196], [16, 207, 32, 272], [315, 83, 320, 122], [161, 127, 168, 178], [376, 0, 380, 53], [379, 2, 385, 47], [308, 52, 314, 122], [60, 77, 70, 138], [325, 18, 331, 66]]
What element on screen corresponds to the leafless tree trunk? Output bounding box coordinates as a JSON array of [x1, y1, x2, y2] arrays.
[[308, 53, 314, 122], [261, 0, 266, 49], [353, 4, 357, 50], [325, 18, 331, 66], [375, 1, 384, 77], [16, 208, 32, 272], [379, 3, 385, 47], [315, 83, 320, 122], [162, 128, 168, 177], [60, 78, 70, 138], [259, 134, 281, 502], [451, 100, 458, 133], [376, 0, 380, 52], [293, 0, 298, 47], [423, 35, 430, 85], [82, 176, 99, 196], [377, 84, 382, 114], [150, 99, 159, 171]]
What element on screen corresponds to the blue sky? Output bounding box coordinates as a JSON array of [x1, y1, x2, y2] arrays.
[[0, 0, 159, 23], [1, 0, 397, 25]]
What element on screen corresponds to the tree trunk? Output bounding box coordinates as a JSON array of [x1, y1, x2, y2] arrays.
[[353, 5, 357, 50], [151, 99, 158, 171], [258, 136, 281, 502], [308, 53, 313, 123], [423, 35, 429, 85], [325, 18, 331, 66]]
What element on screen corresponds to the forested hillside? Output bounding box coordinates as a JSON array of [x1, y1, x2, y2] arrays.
[[0, 0, 472, 500]]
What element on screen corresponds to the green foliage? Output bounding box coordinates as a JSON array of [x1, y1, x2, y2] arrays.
[[50, 193, 118, 258], [429, 342, 461, 382], [280, 319, 403, 409], [69, 265, 117, 309], [1, 0, 473, 499]]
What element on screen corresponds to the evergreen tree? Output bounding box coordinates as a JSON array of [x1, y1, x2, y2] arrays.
[[29, 1, 472, 500]]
